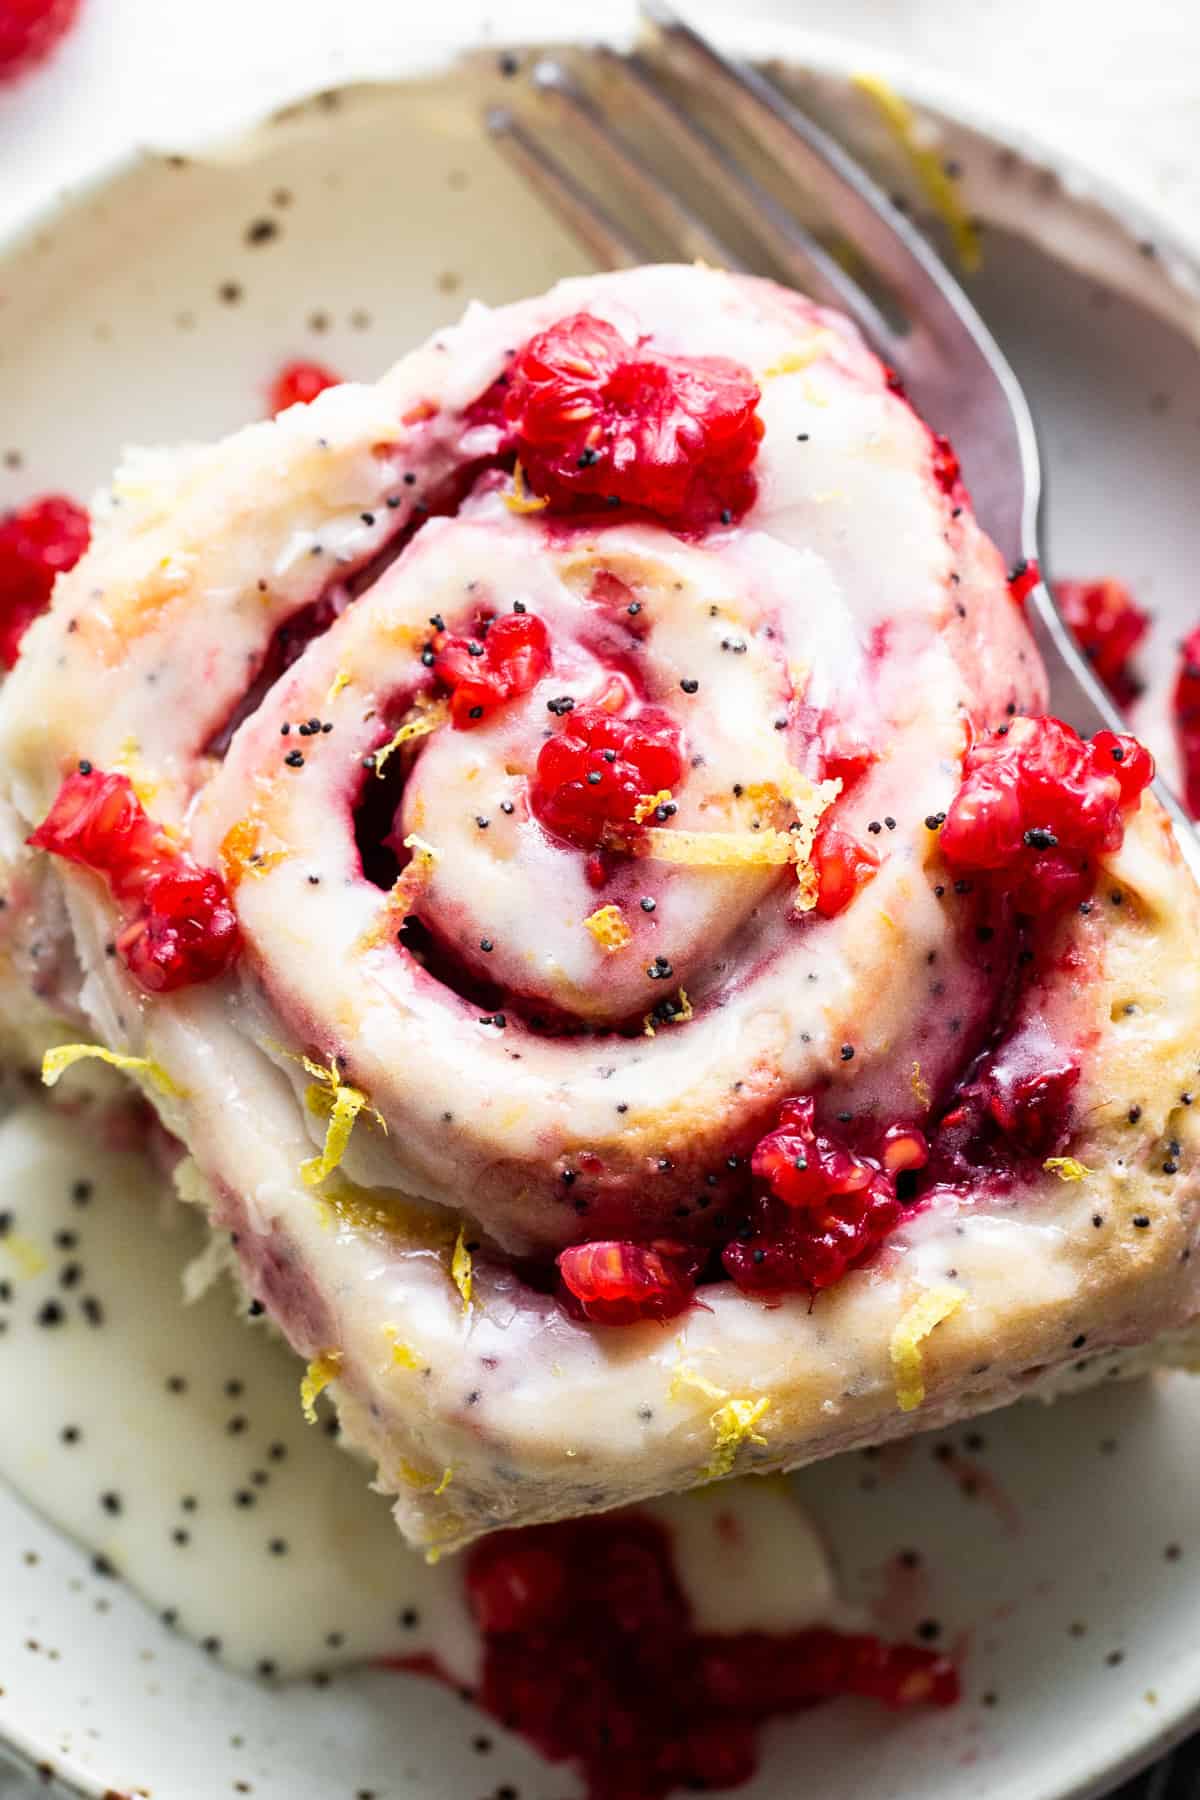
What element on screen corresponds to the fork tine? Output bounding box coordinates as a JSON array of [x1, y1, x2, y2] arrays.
[[594, 44, 899, 350], [486, 107, 647, 271], [637, 0, 976, 334], [531, 60, 747, 273]]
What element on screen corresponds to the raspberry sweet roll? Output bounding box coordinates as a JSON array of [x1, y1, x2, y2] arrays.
[[4, 265, 1200, 1553]]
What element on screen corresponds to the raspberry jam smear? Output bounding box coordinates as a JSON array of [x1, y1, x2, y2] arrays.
[[29, 768, 239, 993], [498, 312, 763, 528], [1173, 626, 1200, 819], [938, 714, 1153, 916], [1054, 577, 1149, 708], [0, 494, 90, 668], [533, 702, 686, 850], [433, 608, 551, 728], [398, 1511, 955, 1800]]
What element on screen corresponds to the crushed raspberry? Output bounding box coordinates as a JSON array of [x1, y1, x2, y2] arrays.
[[809, 820, 879, 918], [0, 494, 90, 667], [930, 433, 962, 497], [557, 1239, 700, 1326], [938, 715, 1153, 915], [0, 0, 79, 81], [116, 868, 240, 994], [499, 312, 762, 528], [933, 1043, 1080, 1180], [399, 1511, 956, 1800], [433, 609, 551, 728], [725, 1098, 926, 1296], [29, 768, 239, 993], [1173, 625, 1200, 819], [1055, 577, 1149, 707], [981, 1048, 1080, 1157], [1008, 558, 1041, 607], [267, 360, 343, 415], [533, 704, 685, 850]]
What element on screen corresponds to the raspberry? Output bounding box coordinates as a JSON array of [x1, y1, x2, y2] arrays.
[[809, 819, 879, 918], [557, 1239, 699, 1326], [29, 768, 239, 993], [725, 1098, 926, 1296], [938, 715, 1153, 915], [116, 868, 240, 994], [724, 1177, 903, 1296], [1173, 625, 1200, 818], [267, 360, 343, 415], [532, 704, 685, 850], [466, 1539, 567, 1635], [0, 494, 90, 667], [428, 1511, 957, 1800], [433, 610, 551, 728], [27, 768, 164, 899], [1055, 577, 1149, 707], [0, 0, 79, 81], [982, 1051, 1079, 1157], [1008, 558, 1041, 607], [500, 312, 762, 528]]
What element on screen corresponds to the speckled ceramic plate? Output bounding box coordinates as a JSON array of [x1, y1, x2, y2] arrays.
[[3, 18, 1200, 1800]]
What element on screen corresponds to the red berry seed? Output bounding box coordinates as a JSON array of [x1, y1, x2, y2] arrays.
[[29, 769, 239, 993], [500, 312, 763, 528], [533, 703, 685, 850], [433, 610, 551, 728], [0, 494, 90, 667], [267, 360, 343, 416]]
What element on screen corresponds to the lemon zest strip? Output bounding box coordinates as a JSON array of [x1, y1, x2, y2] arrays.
[[42, 1043, 184, 1099], [2, 1235, 46, 1278], [703, 1397, 770, 1481], [853, 73, 982, 273], [911, 1061, 932, 1109], [451, 1227, 473, 1311], [373, 698, 449, 779], [299, 1058, 385, 1187], [383, 1326, 423, 1370], [325, 668, 352, 704], [584, 904, 633, 952], [1044, 1156, 1092, 1182], [633, 789, 673, 826], [761, 334, 835, 378], [890, 1287, 965, 1413], [300, 1349, 342, 1423], [505, 461, 549, 515]]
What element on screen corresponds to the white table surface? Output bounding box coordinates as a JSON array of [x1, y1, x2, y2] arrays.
[[0, 2, 1197, 1795]]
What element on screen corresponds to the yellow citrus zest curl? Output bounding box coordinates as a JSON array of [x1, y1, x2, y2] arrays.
[[451, 1227, 473, 1311], [890, 1287, 964, 1412], [42, 1043, 184, 1099], [505, 461, 549, 515], [300, 1058, 386, 1187], [584, 904, 633, 951], [853, 73, 982, 273], [300, 1349, 342, 1423], [1044, 1156, 1092, 1182]]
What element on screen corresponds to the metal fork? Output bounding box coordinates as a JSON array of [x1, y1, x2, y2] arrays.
[[487, 0, 1200, 874]]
